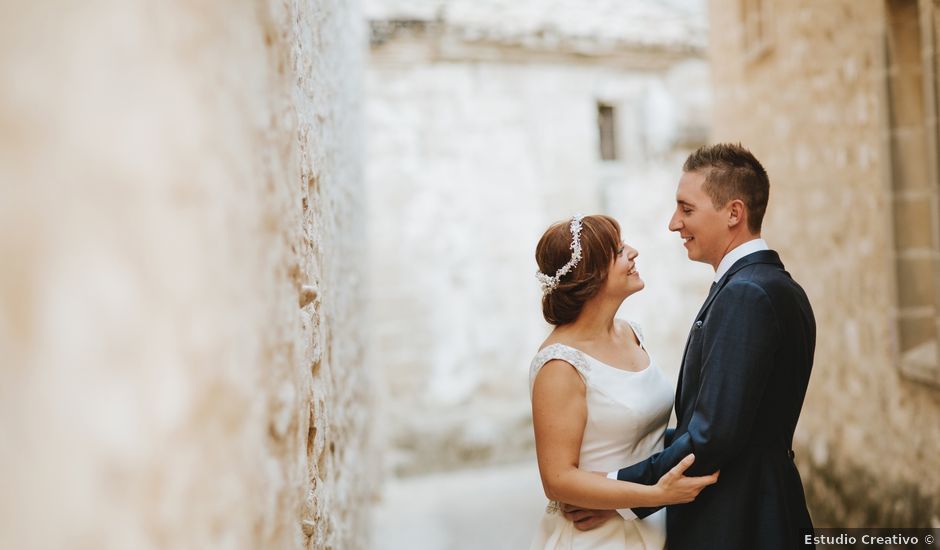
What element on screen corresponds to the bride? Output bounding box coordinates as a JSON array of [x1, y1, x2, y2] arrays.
[[529, 215, 718, 549]]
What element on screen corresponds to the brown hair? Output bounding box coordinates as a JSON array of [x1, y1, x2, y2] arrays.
[[535, 215, 621, 325], [683, 143, 770, 234]]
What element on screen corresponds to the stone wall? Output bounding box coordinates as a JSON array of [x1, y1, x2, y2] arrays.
[[0, 1, 372, 549], [708, 0, 940, 527]]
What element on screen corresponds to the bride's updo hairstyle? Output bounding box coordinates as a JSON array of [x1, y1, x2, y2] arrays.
[[535, 215, 621, 325]]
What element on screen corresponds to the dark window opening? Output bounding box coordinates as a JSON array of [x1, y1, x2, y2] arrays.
[[597, 103, 618, 161]]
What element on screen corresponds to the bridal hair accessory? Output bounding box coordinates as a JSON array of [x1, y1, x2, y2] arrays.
[[536, 215, 584, 296]]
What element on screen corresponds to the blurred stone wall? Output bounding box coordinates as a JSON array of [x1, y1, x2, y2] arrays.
[[0, 1, 372, 549], [708, 0, 940, 527], [364, 0, 713, 477]]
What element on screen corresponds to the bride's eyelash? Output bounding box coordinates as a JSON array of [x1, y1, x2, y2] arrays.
[[617, 246, 625, 255]]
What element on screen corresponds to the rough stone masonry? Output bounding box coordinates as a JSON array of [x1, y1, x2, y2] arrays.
[[0, 1, 374, 549], [708, 0, 940, 528]]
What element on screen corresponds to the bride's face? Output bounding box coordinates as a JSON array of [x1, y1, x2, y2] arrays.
[[604, 239, 644, 297]]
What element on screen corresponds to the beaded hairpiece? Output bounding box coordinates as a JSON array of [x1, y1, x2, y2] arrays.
[[536, 215, 584, 296]]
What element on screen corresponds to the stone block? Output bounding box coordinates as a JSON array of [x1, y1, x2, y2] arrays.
[[897, 255, 938, 309], [892, 194, 937, 250]]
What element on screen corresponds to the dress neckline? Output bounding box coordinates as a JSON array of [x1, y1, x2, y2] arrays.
[[581, 350, 652, 374], [539, 321, 652, 374], [539, 319, 653, 374], [565, 344, 653, 374]]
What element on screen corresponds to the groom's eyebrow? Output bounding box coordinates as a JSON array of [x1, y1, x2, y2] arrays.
[[677, 199, 694, 207]]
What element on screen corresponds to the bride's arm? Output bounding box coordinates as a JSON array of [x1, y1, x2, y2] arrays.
[[532, 360, 716, 510]]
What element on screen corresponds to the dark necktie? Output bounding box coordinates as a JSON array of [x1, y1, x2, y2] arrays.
[[693, 281, 720, 322]]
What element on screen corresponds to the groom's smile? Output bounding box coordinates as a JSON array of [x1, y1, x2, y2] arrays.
[[669, 169, 731, 270]]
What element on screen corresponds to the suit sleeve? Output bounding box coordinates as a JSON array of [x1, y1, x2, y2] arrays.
[[664, 427, 675, 447], [615, 281, 779, 517]]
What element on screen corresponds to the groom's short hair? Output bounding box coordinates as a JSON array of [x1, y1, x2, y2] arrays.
[[683, 143, 770, 234]]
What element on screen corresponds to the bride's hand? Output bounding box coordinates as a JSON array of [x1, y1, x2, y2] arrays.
[[654, 454, 719, 505], [561, 504, 619, 531]]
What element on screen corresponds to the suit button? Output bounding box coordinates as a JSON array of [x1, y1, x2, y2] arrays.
[[694, 320, 703, 328]]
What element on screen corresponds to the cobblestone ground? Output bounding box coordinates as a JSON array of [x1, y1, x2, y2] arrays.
[[371, 461, 547, 550]]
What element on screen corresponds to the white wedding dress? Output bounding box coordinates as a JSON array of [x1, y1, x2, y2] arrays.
[[528, 321, 673, 550]]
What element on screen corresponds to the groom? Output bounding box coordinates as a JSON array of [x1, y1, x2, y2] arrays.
[[565, 143, 816, 548]]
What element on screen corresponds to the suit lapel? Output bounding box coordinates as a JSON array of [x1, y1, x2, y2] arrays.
[[697, 250, 783, 319], [674, 250, 784, 419]]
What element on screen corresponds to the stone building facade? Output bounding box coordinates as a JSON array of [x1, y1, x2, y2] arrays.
[[0, 1, 372, 549], [708, 0, 940, 527], [364, 0, 715, 477]]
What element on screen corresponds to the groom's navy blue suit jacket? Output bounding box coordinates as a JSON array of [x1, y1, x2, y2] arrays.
[[616, 250, 815, 549]]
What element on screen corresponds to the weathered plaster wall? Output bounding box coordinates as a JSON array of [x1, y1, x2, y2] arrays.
[[364, 1, 712, 477], [0, 1, 373, 548], [708, 0, 940, 527]]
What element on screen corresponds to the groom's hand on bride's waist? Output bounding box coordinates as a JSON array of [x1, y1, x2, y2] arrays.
[[561, 504, 619, 531]]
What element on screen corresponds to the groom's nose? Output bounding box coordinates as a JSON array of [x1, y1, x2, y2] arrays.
[[668, 212, 682, 232]]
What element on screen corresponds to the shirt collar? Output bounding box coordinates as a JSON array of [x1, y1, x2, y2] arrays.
[[714, 238, 769, 282]]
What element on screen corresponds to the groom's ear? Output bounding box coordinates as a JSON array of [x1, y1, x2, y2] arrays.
[[727, 199, 746, 228]]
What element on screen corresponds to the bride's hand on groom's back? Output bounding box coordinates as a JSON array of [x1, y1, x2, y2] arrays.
[[654, 454, 719, 505]]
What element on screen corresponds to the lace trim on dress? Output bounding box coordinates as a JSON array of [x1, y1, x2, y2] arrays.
[[528, 343, 592, 393], [626, 319, 645, 348]]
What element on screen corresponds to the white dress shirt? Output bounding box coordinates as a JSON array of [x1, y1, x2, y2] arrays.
[[606, 238, 769, 520], [713, 238, 769, 282]]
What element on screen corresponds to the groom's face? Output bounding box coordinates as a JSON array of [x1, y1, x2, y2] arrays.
[[669, 170, 729, 269]]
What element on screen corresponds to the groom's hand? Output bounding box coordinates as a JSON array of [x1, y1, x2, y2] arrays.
[[561, 504, 618, 531]]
